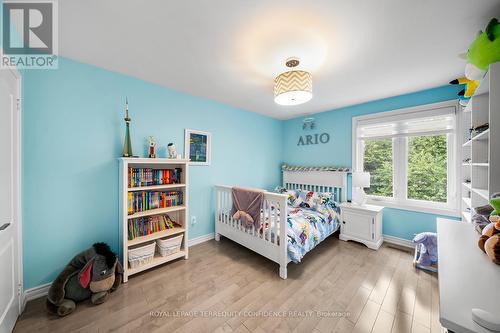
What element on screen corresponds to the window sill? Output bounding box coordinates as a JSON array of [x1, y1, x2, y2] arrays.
[[366, 198, 460, 218]]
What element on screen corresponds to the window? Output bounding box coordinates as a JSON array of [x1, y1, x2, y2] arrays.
[[353, 101, 459, 215], [363, 139, 393, 197], [407, 135, 447, 202]]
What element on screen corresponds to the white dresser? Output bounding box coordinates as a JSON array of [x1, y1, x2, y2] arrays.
[[437, 218, 500, 333], [339, 203, 384, 249]]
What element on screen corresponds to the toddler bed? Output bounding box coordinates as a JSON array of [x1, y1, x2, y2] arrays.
[[214, 170, 348, 279]]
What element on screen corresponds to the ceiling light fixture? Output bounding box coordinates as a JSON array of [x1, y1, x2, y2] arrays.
[[274, 58, 312, 106]]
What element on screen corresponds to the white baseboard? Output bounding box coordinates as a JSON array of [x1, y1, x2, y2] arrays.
[[22, 233, 215, 307], [188, 232, 214, 247], [22, 282, 51, 309], [383, 235, 414, 249]]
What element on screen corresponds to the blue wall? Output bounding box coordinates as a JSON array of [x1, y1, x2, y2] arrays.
[[22, 58, 462, 289], [282, 85, 462, 240], [22, 58, 283, 289]]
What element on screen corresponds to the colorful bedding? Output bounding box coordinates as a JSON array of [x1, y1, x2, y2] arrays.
[[284, 189, 341, 263], [286, 206, 339, 263]]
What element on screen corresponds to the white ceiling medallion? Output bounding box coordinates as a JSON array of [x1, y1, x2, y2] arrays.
[[274, 58, 312, 106]]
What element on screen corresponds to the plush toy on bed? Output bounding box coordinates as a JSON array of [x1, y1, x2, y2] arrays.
[[413, 232, 438, 270], [462, 18, 500, 80], [46, 243, 123, 317]]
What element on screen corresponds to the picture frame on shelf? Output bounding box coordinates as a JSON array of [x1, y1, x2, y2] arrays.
[[184, 129, 211, 166]]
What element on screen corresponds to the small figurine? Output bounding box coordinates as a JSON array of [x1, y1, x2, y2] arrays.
[[122, 98, 134, 157], [167, 143, 176, 159], [148, 136, 157, 158]]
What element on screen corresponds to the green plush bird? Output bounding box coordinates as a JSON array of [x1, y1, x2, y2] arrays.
[[464, 18, 500, 80]]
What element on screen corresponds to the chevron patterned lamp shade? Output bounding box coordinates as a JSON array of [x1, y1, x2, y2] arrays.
[[274, 70, 312, 106]]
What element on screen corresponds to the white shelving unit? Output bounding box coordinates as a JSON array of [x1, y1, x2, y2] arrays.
[[461, 62, 500, 223], [119, 158, 189, 282]]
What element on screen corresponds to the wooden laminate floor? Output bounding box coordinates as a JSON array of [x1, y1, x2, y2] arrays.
[[14, 235, 444, 333]]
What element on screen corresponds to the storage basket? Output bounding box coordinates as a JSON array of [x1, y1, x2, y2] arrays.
[[128, 242, 155, 269], [156, 234, 183, 257]]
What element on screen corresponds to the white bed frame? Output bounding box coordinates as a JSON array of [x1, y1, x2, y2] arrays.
[[214, 170, 348, 279]]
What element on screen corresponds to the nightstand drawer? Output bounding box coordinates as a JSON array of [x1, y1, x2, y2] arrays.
[[342, 210, 373, 241]]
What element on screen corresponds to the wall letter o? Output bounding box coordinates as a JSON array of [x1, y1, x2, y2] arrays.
[[319, 133, 330, 143]]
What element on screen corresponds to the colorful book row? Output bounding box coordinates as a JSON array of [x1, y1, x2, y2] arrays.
[[128, 167, 182, 188], [127, 214, 177, 240], [127, 191, 183, 214]]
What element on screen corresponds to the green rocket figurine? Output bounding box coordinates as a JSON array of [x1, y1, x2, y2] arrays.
[[123, 98, 134, 157]]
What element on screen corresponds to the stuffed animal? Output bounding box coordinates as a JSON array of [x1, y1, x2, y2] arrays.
[[449, 77, 479, 105], [413, 232, 438, 268], [478, 221, 500, 264], [490, 196, 500, 215], [463, 18, 500, 80], [46, 243, 123, 317]]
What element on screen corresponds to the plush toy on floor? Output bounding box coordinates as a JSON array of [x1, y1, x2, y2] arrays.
[[413, 232, 438, 272], [46, 243, 123, 317], [462, 18, 500, 80]]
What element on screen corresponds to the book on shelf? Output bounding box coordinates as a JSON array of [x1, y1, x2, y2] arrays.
[[128, 167, 182, 188], [128, 214, 179, 240], [127, 190, 183, 215]]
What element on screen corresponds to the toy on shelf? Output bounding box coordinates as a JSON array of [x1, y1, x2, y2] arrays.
[[167, 143, 177, 159], [122, 98, 135, 157], [46, 243, 123, 316], [477, 195, 500, 265], [148, 136, 157, 158], [462, 18, 500, 80], [490, 196, 500, 215], [478, 221, 500, 265], [449, 77, 479, 105]]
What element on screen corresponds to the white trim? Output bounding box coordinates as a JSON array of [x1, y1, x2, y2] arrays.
[[352, 100, 460, 216], [188, 233, 214, 247], [184, 129, 211, 166], [5, 68, 24, 315], [22, 283, 51, 307], [383, 235, 414, 249], [366, 198, 460, 217]]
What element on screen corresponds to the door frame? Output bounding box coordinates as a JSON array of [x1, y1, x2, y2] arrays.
[[7, 67, 24, 313]]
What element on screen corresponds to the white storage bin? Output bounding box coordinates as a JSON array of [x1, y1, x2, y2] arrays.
[[156, 234, 183, 257], [128, 242, 155, 269]]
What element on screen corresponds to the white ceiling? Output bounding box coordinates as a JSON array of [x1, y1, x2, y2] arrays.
[[59, 0, 500, 119]]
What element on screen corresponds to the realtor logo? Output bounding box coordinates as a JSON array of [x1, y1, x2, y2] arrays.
[[1, 0, 58, 69]]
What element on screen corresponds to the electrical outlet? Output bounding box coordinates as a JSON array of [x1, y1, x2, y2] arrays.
[[191, 216, 197, 225]]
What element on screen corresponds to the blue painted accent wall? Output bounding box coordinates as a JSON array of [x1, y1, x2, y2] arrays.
[[21, 58, 283, 289], [282, 86, 462, 240], [21, 57, 463, 289]]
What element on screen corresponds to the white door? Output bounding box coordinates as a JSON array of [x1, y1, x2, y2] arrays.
[[0, 69, 21, 333]]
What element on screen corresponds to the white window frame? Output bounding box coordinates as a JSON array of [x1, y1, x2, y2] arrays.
[[352, 100, 460, 217]]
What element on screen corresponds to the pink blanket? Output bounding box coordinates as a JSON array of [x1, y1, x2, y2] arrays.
[[231, 187, 264, 229]]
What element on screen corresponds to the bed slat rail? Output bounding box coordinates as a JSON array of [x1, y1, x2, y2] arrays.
[[214, 185, 288, 276]]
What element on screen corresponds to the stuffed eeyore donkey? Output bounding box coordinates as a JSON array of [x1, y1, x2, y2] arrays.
[[46, 243, 123, 316]]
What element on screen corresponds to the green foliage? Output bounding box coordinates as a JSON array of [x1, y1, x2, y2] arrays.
[[407, 135, 447, 202], [363, 135, 447, 203], [363, 139, 393, 197]]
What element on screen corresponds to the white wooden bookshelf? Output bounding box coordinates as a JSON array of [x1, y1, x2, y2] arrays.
[[461, 62, 500, 222], [119, 158, 189, 282]]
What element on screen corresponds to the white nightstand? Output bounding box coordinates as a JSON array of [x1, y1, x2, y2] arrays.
[[339, 202, 384, 250]]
